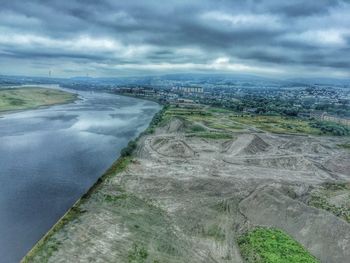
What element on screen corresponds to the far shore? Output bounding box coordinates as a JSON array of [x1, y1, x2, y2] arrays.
[[0, 86, 78, 116]]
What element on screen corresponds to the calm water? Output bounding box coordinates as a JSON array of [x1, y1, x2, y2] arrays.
[[0, 86, 160, 263]]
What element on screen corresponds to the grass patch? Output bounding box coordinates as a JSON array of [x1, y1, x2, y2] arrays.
[[187, 131, 233, 140], [165, 105, 244, 133], [189, 124, 207, 132], [104, 193, 128, 202], [128, 243, 149, 263], [98, 156, 132, 181], [142, 105, 170, 134], [230, 114, 322, 135], [207, 107, 233, 113], [238, 227, 319, 263], [0, 87, 76, 113]]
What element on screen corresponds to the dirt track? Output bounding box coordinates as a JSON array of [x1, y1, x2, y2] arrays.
[[24, 117, 350, 263]]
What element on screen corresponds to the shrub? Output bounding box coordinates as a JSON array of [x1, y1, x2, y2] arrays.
[[121, 140, 137, 157], [310, 121, 350, 136]]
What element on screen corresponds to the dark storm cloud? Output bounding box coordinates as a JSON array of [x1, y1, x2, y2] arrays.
[[252, 0, 341, 17], [0, 0, 349, 77]]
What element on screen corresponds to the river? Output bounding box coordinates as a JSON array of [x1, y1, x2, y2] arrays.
[[0, 86, 160, 263]]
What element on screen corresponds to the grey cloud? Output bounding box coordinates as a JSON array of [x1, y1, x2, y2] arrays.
[[252, 0, 341, 17], [0, 0, 349, 77]]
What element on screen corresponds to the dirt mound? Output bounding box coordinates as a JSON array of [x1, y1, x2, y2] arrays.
[[152, 137, 195, 158], [241, 135, 270, 155], [165, 118, 185, 133], [281, 139, 331, 155], [324, 154, 350, 176], [221, 139, 237, 153], [222, 134, 270, 155]]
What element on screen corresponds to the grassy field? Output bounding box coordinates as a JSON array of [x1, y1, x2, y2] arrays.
[[163, 105, 347, 136], [164, 106, 244, 132], [238, 227, 319, 263], [0, 87, 77, 113], [229, 114, 321, 135]]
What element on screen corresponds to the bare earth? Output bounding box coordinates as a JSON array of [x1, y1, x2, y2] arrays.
[[23, 111, 350, 263]]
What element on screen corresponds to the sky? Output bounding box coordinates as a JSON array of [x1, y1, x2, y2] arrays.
[[0, 0, 349, 78]]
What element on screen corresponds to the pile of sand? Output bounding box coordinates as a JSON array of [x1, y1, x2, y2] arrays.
[[241, 135, 270, 155], [281, 139, 331, 155], [152, 137, 195, 158], [222, 134, 269, 156]]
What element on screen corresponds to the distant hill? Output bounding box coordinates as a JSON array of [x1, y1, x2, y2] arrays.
[[1, 74, 349, 88]]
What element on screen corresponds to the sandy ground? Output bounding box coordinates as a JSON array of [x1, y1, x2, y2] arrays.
[[24, 117, 350, 263]]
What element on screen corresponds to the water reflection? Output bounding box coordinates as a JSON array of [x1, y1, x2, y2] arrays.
[[0, 88, 160, 263]]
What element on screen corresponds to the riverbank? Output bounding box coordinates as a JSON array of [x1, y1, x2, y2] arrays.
[[0, 90, 160, 263], [22, 104, 350, 262], [21, 105, 165, 263], [0, 86, 77, 115]]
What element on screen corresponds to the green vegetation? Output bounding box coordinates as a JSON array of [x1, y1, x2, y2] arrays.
[[121, 140, 138, 157], [308, 183, 350, 223], [142, 105, 170, 134], [128, 243, 149, 263], [103, 156, 132, 178], [0, 87, 76, 113], [186, 131, 233, 140], [200, 91, 350, 119], [310, 121, 350, 136], [104, 193, 128, 202], [238, 227, 319, 263], [338, 142, 350, 149], [121, 106, 174, 157], [230, 114, 321, 135], [164, 106, 244, 133], [189, 123, 207, 132], [163, 105, 350, 136]]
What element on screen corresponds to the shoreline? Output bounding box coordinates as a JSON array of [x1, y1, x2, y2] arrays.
[[21, 103, 163, 263], [106, 91, 163, 104]]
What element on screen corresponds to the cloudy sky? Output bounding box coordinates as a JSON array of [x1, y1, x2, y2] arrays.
[[0, 0, 349, 78]]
